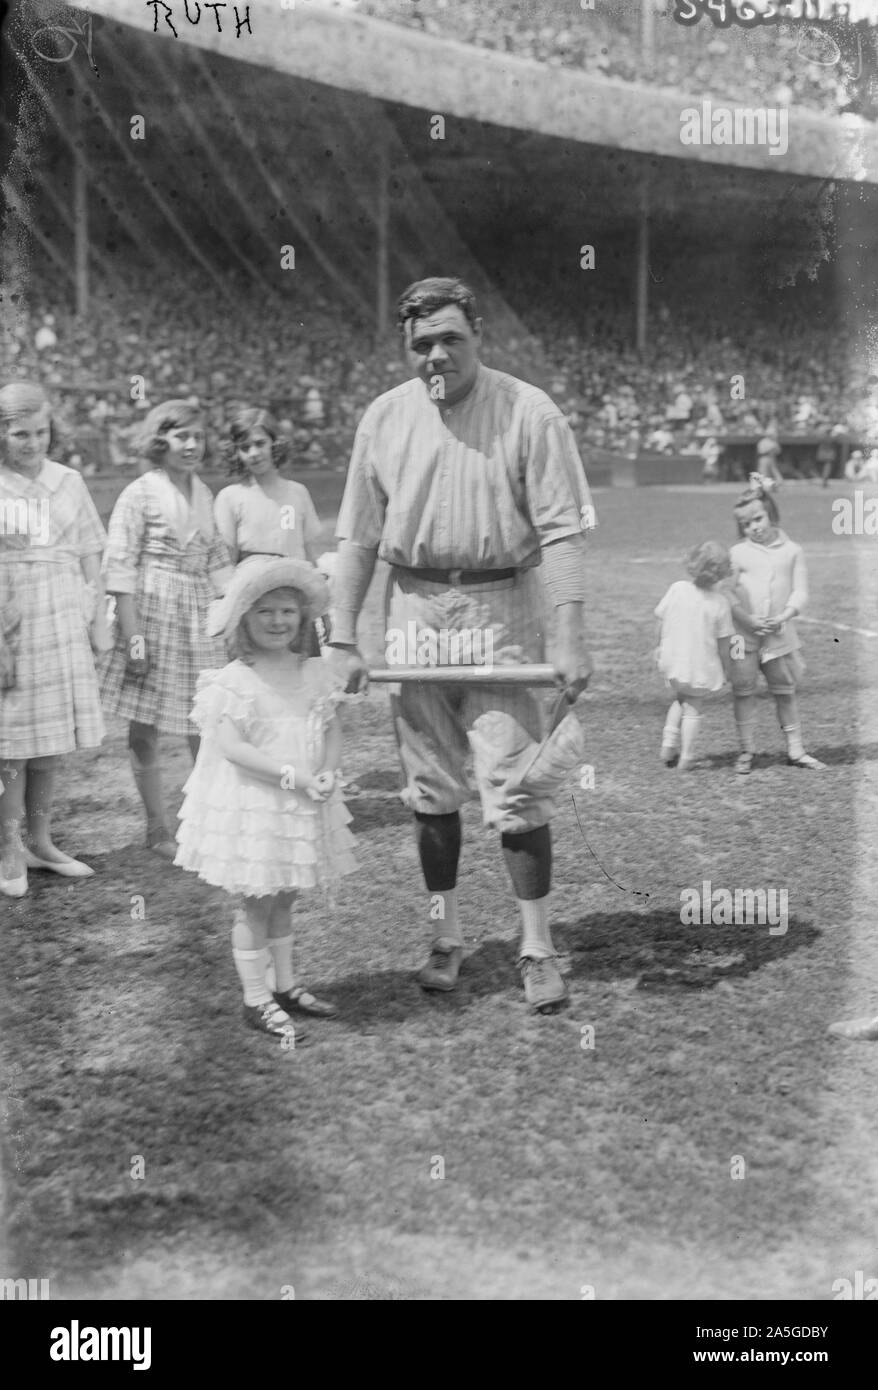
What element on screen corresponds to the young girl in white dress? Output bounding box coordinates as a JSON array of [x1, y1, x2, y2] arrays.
[[655, 540, 735, 771], [175, 557, 357, 1043]]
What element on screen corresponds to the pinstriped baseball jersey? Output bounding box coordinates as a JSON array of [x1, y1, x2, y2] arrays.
[[335, 365, 593, 570]]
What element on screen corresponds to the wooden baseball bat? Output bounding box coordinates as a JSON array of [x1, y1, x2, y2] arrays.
[[367, 664, 560, 686]]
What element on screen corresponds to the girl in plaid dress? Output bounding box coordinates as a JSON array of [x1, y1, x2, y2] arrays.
[[0, 382, 110, 897], [99, 401, 233, 857]]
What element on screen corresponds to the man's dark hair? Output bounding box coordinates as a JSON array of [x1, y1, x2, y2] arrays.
[[396, 277, 479, 335]]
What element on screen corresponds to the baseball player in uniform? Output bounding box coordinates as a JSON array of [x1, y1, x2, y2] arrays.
[[328, 278, 594, 1010]]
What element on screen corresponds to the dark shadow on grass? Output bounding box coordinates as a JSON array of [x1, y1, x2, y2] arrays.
[[274, 906, 823, 1019], [708, 740, 878, 771], [344, 792, 409, 833], [308, 939, 525, 1022], [552, 908, 819, 990], [669, 739, 878, 772], [315, 965, 440, 1024]]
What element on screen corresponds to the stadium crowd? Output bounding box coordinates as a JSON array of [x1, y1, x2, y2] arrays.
[[358, 0, 878, 121], [2, 260, 875, 480]]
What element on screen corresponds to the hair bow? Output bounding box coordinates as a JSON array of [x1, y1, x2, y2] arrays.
[[748, 471, 777, 496]]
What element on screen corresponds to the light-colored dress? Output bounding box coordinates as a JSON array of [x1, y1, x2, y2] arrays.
[[99, 470, 233, 735], [213, 477, 321, 562], [655, 580, 734, 695], [174, 658, 357, 897], [729, 530, 806, 662], [0, 458, 106, 758]]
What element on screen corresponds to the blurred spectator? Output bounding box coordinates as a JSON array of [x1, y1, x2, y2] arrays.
[[817, 437, 837, 486], [701, 436, 723, 483], [756, 427, 784, 483], [667, 385, 693, 425], [34, 313, 57, 353], [646, 420, 676, 453], [702, 389, 725, 433], [302, 382, 325, 426], [860, 447, 878, 482], [845, 449, 865, 480]]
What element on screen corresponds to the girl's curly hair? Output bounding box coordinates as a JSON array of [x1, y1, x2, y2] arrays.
[[686, 539, 731, 588]]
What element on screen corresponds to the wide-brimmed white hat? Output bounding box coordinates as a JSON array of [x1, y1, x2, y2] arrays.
[[207, 556, 329, 639]]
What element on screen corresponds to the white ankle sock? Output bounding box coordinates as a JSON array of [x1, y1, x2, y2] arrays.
[[431, 888, 463, 949], [518, 895, 554, 960], [782, 725, 805, 760], [267, 935, 296, 994], [680, 703, 701, 763], [233, 947, 273, 1007], [661, 701, 682, 751]]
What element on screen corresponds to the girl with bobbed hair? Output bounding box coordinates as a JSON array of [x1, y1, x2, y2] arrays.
[[726, 475, 825, 774], [213, 407, 322, 567], [0, 381, 110, 895], [99, 398, 233, 857]]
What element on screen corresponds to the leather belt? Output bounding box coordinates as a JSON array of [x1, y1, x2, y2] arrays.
[[396, 565, 516, 587]]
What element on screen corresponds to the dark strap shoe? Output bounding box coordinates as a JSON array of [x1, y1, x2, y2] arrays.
[[243, 1001, 305, 1044], [274, 986, 338, 1018]]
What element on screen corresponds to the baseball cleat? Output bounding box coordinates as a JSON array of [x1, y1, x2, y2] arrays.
[[520, 956, 567, 1012], [416, 944, 463, 992]]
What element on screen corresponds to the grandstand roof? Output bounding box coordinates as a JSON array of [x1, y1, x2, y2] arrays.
[[7, 0, 876, 357], [72, 0, 878, 182]]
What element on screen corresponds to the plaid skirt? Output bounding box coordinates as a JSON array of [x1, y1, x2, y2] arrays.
[[0, 557, 105, 759], [99, 561, 228, 736]]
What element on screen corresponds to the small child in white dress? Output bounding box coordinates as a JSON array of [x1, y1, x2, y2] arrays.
[[175, 556, 357, 1044], [655, 541, 735, 771]]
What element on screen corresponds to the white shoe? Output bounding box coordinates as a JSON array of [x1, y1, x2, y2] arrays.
[[828, 1016, 878, 1041], [787, 753, 827, 771], [23, 848, 94, 878], [0, 869, 28, 897]]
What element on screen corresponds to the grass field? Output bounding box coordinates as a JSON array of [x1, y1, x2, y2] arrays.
[[1, 482, 877, 1301]]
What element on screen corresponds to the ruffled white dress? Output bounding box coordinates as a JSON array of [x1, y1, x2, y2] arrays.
[[175, 658, 357, 897]]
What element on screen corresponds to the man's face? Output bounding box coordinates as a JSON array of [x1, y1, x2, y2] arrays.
[[403, 305, 482, 406]]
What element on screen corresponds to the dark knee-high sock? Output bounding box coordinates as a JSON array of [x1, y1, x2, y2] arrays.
[[502, 825, 554, 959], [414, 811, 463, 946]]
